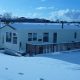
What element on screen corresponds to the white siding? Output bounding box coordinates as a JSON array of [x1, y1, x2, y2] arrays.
[[1, 26, 19, 51], [0, 23, 80, 53]]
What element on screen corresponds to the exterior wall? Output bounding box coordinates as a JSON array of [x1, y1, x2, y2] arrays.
[[0, 24, 80, 55], [77, 30, 80, 41], [0, 26, 20, 52], [57, 29, 76, 43], [17, 28, 80, 54], [24, 29, 80, 44]]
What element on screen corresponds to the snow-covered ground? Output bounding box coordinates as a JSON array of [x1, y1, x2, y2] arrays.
[[0, 50, 80, 80]]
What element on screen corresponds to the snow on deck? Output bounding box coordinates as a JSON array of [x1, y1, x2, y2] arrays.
[[0, 50, 80, 80]]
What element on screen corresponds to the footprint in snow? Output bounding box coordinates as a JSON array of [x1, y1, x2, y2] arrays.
[[18, 72, 24, 75], [5, 67, 8, 70]]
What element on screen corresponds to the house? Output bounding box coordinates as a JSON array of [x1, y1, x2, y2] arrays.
[[0, 23, 80, 56]]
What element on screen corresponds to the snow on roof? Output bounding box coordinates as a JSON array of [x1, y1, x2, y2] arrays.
[[9, 23, 80, 30]]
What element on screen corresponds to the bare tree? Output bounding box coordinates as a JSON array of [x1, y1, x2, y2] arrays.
[[3, 12, 12, 19]]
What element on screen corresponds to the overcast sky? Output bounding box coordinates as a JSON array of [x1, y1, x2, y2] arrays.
[[0, 0, 80, 20]]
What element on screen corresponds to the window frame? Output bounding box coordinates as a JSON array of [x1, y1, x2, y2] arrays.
[[28, 33, 32, 41], [53, 32, 57, 43], [33, 33, 37, 41], [43, 33, 49, 42], [13, 33, 17, 44], [6, 32, 12, 43], [74, 32, 77, 39]]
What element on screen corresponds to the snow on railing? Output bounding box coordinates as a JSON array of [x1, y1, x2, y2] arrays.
[[60, 49, 80, 54]]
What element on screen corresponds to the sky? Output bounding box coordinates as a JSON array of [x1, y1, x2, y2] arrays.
[[0, 0, 80, 20]]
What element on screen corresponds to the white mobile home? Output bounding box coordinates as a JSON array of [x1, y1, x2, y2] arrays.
[[0, 23, 80, 56]]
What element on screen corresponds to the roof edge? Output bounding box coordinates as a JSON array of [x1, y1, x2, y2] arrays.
[[0, 24, 16, 30]]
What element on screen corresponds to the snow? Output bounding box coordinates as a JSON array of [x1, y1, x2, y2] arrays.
[[0, 50, 80, 80]]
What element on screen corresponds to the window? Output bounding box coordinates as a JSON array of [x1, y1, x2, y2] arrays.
[[13, 33, 16, 36], [38, 39, 42, 41], [33, 33, 37, 41], [6, 32, 12, 42], [28, 33, 37, 41], [43, 33, 49, 42], [28, 33, 32, 41], [74, 32, 77, 39], [13, 33, 17, 44], [53, 33, 57, 43]]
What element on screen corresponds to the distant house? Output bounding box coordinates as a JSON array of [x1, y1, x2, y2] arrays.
[[0, 23, 80, 56]]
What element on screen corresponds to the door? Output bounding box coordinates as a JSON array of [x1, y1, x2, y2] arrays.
[[39, 46, 43, 54]]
